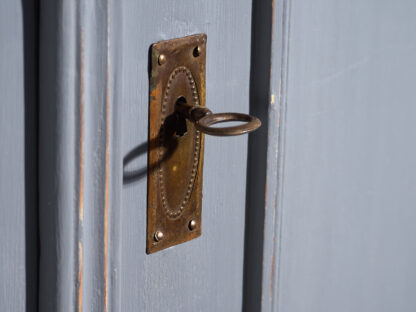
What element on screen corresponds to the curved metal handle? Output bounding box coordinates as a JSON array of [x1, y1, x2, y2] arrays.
[[176, 98, 261, 136]]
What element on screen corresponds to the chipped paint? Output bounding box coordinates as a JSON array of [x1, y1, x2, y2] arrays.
[[149, 86, 160, 103]]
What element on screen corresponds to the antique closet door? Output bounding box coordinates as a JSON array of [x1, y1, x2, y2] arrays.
[[1, 0, 411, 311], [37, 0, 271, 311], [116, 2, 254, 311]]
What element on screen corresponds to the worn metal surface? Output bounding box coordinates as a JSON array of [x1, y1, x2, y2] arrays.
[[196, 112, 261, 136], [147, 34, 206, 253], [148, 34, 262, 253]]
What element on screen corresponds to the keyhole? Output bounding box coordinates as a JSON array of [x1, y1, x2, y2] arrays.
[[175, 96, 188, 137]]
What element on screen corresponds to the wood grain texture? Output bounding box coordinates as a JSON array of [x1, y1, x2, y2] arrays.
[[0, 1, 38, 311], [271, 1, 416, 311]]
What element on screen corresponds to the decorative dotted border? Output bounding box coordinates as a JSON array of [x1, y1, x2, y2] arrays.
[[158, 66, 201, 219]]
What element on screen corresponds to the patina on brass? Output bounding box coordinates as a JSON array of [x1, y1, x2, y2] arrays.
[[147, 34, 261, 254], [147, 34, 206, 254]]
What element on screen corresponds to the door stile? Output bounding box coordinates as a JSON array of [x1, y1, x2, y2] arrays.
[[259, 0, 291, 311], [38, 1, 121, 311], [243, 0, 292, 311]]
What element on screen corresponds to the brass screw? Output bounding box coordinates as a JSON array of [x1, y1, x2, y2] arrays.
[[154, 231, 164, 242], [158, 54, 166, 65], [193, 46, 201, 57], [188, 219, 197, 231]]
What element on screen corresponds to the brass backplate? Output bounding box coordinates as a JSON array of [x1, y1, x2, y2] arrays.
[[147, 34, 206, 254]]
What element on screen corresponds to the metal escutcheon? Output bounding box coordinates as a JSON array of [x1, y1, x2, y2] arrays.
[[147, 34, 261, 254]]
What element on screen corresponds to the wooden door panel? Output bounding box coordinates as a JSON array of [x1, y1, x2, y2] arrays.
[[30, 1, 416, 311], [119, 1, 252, 311], [37, 1, 255, 311], [268, 1, 416, 311]]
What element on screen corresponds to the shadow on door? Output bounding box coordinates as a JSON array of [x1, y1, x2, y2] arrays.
[[22, 0, 39, 311], [243, 0, 273, 310]]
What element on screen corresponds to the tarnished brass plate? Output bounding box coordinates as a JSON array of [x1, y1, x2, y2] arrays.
[[147, 34, 206, 254]]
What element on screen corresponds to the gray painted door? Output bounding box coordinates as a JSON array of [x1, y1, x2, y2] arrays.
[[264, 1, 416, 311], [37, 0, 257, 312], [2, 0, 416, 311], [118, 2, 252, 311]]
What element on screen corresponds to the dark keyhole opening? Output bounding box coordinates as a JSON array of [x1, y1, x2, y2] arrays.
[[175, 96, 188, 137]]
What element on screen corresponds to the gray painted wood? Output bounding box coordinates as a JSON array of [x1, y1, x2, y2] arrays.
[[38, 1, 119, 311], [119, 1, 252, 311], [0, 2, 26, 310], [37, 0, 416, 311], [266, 0, 416, 311], [38, 0, 253, 311], [260, 0, 291, 311], [233, 1, 291, 311], [39, 1, 79, 309], [0, 1, 38, 311]]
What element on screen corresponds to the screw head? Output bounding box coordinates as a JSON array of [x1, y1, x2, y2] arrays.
[[193, 46, 201, 57], [154, 231, 164, 242], [158, 54, 166, 65], [188, 219, 197, 231]]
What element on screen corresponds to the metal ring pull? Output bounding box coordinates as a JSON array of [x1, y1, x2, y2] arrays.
[[196, 112, 261, 136], [175, 97, 261, 136]]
